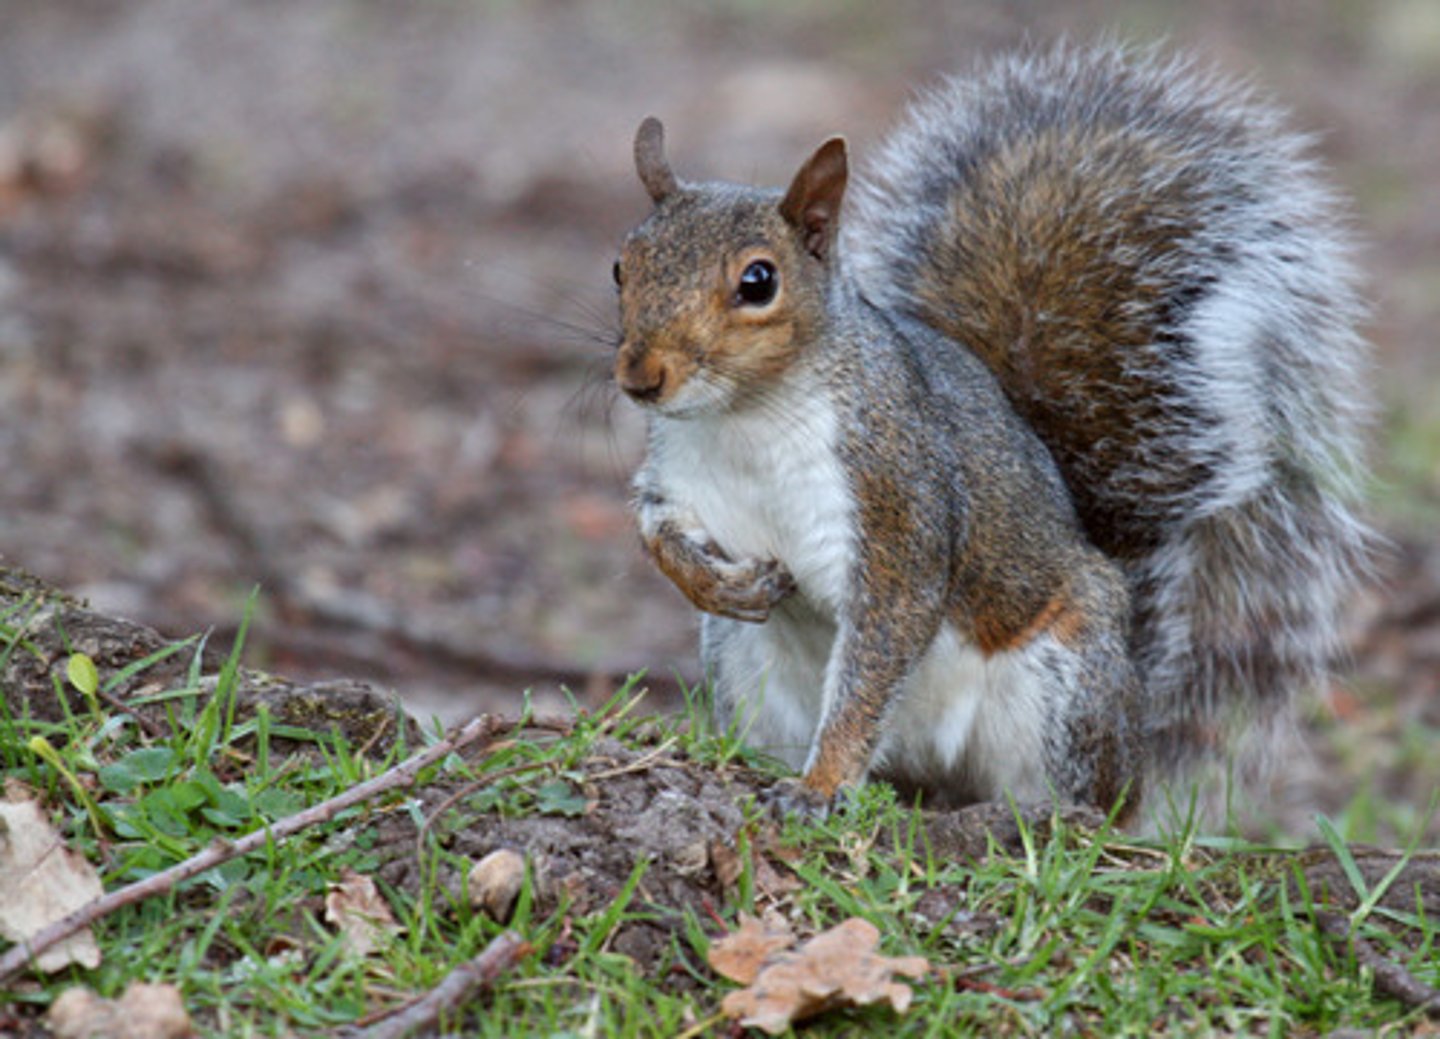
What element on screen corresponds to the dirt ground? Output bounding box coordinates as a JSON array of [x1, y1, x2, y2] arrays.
[[2, 0, 1438, 838]]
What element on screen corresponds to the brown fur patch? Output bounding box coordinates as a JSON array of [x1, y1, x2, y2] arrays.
[[802, 711, 877, 798], [970, 584, 1093, 655], [800, 748, 850, 799], [972, 592, 1062, 655]]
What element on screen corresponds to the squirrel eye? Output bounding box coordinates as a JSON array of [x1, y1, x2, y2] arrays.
[[736, 260, 778, 306], [611, 260, 623, 288]]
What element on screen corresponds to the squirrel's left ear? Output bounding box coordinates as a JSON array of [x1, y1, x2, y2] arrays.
[[780, 137, 848, 262], [635, 117, 679, 203]]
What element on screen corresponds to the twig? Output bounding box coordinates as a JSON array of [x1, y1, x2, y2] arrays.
[[954, 975, 1043, 1001], [0, 713, 509, 983], [1314, 910, 1440, 1016], [409, 713, 577, 890], [585, 736, 680, 782], [414, 759, 553, 853], [671, 1012, 729, 1039], [97, 687, 167, 740], [344, 931, 530, 1039]]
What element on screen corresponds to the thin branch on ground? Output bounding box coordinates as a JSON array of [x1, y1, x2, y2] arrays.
[[83, 684, 168, 739], [414, 760, 556, 863], [342, 931, 531, 1039], [1314, 910, 1440, 1016], [411, 712, 575, 871], [0, 713, 522, 983]]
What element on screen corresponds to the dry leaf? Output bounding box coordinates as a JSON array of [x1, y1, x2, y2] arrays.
[[718, 917, 930, 1035], [709, 836, 802, 901], [707, 912, 796, 984], [47, 982, 193, 1039], [709, 839, 744, 892], [753, 853, 802, 899], [324, 868, 399, 957], [911, 885, 1004, 941], [0, 795, 104, 972]]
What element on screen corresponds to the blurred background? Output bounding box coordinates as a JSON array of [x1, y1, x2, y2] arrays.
[[1, 0, 1437, 839]]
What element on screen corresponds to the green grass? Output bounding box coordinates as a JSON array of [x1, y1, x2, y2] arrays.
[[2, 601, 1438, 1036]]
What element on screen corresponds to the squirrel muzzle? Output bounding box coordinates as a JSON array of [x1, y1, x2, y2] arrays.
[[614, 346, 668, 404]]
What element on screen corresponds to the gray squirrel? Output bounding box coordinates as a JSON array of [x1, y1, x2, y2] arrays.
[[611, 43, 1370, 820]]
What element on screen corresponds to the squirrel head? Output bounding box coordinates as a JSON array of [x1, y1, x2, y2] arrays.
[[613, 117, 848, 416]]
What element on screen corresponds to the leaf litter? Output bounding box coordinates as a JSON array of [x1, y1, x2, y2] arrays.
[[46, 982, 193, 1039], [709, 913, 931, 1034], [324, 867, 402, 958], [0, 787, 104, 973]]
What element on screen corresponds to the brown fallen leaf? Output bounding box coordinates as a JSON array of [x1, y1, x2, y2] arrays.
[[324, 868, 400, 957], [710, 839, 745, 893], [47, 982, 194, 1039], [0, 794, 104, 972], [753, 853, 803, 900], [707, 912, 796, 984], [709, 836, 802, 902], [717, 917, 930, 1035]]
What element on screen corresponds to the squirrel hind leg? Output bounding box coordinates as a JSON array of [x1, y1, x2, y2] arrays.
[[875, 577, 1144, 822], [1028, 560, 1146, 824]]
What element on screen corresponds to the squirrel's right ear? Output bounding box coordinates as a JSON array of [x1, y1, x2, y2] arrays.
[[634, 117, 679, 204], [780, 137, 848, 262]]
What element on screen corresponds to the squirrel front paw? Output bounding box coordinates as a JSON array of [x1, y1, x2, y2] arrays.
[[636, 491, 798, 621], [763, 776, 855, 822], [690, 552, 797, 623], [644, 519, 798, 623]]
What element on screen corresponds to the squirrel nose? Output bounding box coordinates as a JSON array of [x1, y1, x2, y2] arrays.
[[616, 352, 667, 403]]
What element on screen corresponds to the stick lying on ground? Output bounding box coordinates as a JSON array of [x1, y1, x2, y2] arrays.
[[0, 712, 567, 984], [342, 931, 531, 1039], [1314, 910, 1440, 1017]]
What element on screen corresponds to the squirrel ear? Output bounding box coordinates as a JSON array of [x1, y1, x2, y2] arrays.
[[634, 117, 679, 203], [780, 137, 848, 261]]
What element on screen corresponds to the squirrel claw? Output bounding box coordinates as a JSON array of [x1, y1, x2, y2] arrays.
[[701, 556, 797, 624], [763, 776, 850, 822]]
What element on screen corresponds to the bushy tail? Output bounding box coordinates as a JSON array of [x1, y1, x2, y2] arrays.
[[843, 41, 1372, 769]]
